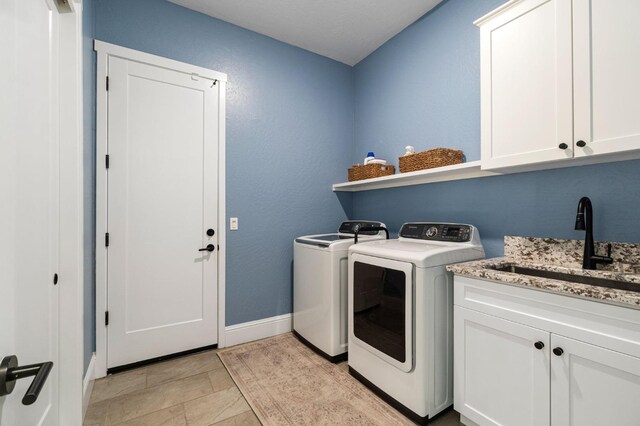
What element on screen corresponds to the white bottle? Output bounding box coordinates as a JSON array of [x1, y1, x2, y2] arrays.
[[364, 152, 375, 165]]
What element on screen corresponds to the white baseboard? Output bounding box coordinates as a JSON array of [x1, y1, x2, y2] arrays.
[[460, 414, 480, 426], [223, 313, 292, 347], [82, 354, 96, 420]]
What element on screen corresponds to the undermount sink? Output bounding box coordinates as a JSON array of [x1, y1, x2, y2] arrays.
[[490, 265, 640, 293]]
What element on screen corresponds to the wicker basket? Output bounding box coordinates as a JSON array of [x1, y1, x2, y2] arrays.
[[399, 148, 464, 173], [348, 163, 396, 182]]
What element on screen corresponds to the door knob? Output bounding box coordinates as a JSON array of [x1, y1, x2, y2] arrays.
[[534, 341, 545, 350], [576, 140, 587, 147], [558, 143, 569, 150], [553, 347, 564, 356], [0, 355, 53, 405], [198, 244, 215, 252]]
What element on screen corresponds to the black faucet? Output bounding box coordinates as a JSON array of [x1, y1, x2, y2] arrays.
[[574, 197, 613, 270]]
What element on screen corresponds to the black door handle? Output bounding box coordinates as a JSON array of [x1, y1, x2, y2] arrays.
[[534, 341, 545, 350], [553, 347, 564, 356], [198, 244, 215, 252], [0, 355, 53, 405]]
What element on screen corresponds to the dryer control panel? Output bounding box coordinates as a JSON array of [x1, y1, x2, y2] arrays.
[[399, 223, 472, 242]]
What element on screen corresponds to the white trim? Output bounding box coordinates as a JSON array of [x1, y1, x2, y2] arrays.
[[93, 41, 227, 82], [474, 0, 525, 26], [94, 41, 227, 378], [82, 354, 96, 421], [217, 80, 227, 349], [224, 314, 293, 348], [94, 39, 108, 379], [57, 5, 85, 424]]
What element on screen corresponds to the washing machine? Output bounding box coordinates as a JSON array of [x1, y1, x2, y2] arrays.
[[293, 221, 387, 362], [348, 222, 484, 424]]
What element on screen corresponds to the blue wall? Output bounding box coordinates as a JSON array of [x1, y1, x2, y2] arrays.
[[84, 0, 640, 371], [83, 0, 96, 373], [352, 0, 640, 257], [92, 0, 353, 331]]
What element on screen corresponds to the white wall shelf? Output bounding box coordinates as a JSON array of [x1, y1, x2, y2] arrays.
[[332, 160, 499, 192]]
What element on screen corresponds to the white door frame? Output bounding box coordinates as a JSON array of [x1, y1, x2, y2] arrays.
[[58, 1, 86, 423], [94, 41, 227, 378]]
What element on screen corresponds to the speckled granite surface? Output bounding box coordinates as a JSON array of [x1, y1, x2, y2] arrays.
[[504, 236, 640, 272], [447, 237, 640, 309]]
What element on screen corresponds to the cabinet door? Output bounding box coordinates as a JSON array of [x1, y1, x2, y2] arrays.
[[551, 334, 640, 426], [480, 0, 573, 170], [573, 0, 640, 157], [454, 307, 550, 426]]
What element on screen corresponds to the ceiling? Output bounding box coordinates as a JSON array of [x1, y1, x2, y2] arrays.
[[168, 0, 442, 66]]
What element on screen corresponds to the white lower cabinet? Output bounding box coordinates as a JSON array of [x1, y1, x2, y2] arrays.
[[551, 334, 640, 426], [454, 306, 551, 426], [453, 277, 640, 426]]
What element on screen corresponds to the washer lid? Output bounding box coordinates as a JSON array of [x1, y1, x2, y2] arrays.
[[348, 239, 485, 268], [295, 233, 353, 247]]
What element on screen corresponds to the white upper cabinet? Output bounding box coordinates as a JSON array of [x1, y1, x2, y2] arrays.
[[478, 0, 640, 170], [573, 0, 640, 157], [478, 0, 573, 170]]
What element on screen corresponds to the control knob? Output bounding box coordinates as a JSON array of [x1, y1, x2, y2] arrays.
[[426, 226, 438, 238]]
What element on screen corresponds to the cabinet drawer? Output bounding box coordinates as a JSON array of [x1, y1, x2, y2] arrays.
[[454, 275, 640, 358]]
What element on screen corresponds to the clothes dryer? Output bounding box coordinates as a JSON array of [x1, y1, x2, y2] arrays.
[[348, 222, 484, 423]]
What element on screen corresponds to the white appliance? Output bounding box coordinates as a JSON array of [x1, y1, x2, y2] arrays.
[[293, 221, 387, 362], [348, 222, 484, 424]]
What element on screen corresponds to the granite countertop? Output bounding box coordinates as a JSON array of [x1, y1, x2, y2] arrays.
[[447, 236, 640, 310]]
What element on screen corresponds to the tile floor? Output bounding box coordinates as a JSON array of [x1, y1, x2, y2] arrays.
[[84, 350, 259, 425], [84, 349, 463, 425]]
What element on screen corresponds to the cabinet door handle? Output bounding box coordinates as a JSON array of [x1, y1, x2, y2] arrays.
[[553, 347, 564, 356], [558, 143, 569, 150], [534, 341, 545, 350], [576, 140, 587, 147]]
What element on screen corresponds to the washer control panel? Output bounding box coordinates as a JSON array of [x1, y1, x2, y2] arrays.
[[400, 223, 472, 242], [338, 221, 384, 236]]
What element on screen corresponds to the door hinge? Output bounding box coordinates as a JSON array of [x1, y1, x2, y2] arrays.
[[106, 76, 109, 91], [105, 154, 110, 169], [105, 232, 110, 247], [105, 311, 109, 326]]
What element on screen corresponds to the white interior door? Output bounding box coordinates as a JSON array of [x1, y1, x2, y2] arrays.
[[0, 0, 61, 424], [573, 0, 640, 157], [106, 55, 219, 369]]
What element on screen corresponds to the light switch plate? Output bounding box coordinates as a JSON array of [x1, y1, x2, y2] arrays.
[[230, 217, 238, 231]]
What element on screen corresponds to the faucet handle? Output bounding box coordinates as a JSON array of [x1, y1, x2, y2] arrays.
[[606, 243, 612, 258]]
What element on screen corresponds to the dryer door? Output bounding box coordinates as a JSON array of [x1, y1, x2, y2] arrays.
[[349, 253, 414, 372]]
